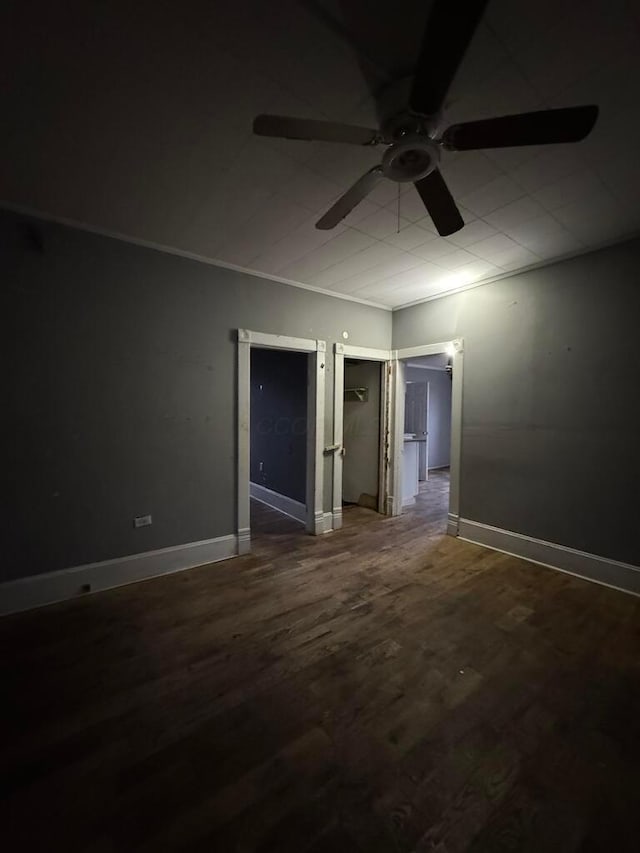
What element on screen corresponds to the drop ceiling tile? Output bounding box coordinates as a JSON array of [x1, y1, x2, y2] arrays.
[[410, 238, 463, 262], [219, 138, 299, 194], [490, 245, 541, 269], [532, 171, 607, 212], [459, 175, 526, 217], [513, 3, 635, 100], [525, 230, 584, 259], [391, 187, 434, 223], [252, 95, 326, 166], [384, 279, 453, 306], [375, 263, 446, 293], [184, 184, 275, 255], [457, 206, 478, 224], [352, 265, 443, 299], [552, 191, 621, 232], [278, 228, 375, 281], [450, 61, 540, 125], [367, 179, 410, 207], [326, 252, 423, 294], [544, 49, 640, 126], [383, 224, 437, 251], [447, 22, 511, 97], [391, 265, 492, 303], [446, 219, 499, 248], [213, 194, 313, 266], [440, 153, 502, 198], [599, 154, 640, 210], [486, 0, 573, 54], [251, 217, 346, 274], [305, 142, 381, 190], [278, 166, 347, 214], [484, 196, 546, 230], [572, 220, 640, 246], [510, 148, 587, 194], [454, 260, 503, 280], [414, 216, 438, 235], [354, 207, 411, 240], [552, 195, 634, 244], [432, 249, 480, 270], [501, 214, 562, 246], [484, 144, 545, 173], [468, 233, 522, 261], [310, 242, 409, 288], [339, 200, 381, 228], [365, 290, 407, 307]]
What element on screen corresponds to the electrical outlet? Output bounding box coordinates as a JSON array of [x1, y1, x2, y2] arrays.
[[134, 514, 152, 528]]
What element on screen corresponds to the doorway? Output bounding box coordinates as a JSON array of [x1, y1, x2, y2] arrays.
[[237, 330, 326, 555], [342, 358, 383, 514], [403, 353, 453, 526], [249, 347, 309, 537], [331, 343, 391, 530], [390, 339, 463, 535]]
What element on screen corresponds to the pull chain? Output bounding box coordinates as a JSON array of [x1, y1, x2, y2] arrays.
[[397, 182, 401, 233]]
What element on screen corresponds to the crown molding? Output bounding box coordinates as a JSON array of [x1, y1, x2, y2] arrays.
[[391, 229, 640, 311], [0, 201, 392, 312]]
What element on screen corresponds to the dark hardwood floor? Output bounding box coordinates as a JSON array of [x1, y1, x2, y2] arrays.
[[2, 472, 640, 851]]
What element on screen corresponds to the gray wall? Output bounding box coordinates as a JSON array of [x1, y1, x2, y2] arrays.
[[393, 236, 640, 567], [426, 370, 452, 469], [1, 209, 391, 582], [250, 348, 307, 503], [343, 360, 381, 506]]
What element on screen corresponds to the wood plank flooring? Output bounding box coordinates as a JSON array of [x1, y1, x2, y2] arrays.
[[2, 471, 639, 851]]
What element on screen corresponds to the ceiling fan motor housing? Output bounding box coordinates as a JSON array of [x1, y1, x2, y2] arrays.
[[381, 135, 440, 183]]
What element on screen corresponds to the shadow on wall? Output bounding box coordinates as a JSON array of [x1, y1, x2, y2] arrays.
[[250, 348, 308, 504]]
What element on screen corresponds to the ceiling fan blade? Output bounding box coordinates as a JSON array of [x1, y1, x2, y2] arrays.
[[253, 114, 379, 146], [316, 167, 383, 230], [409, 0, 489, 117], [443, 105, 599, 150], [414, 170, 464, 237]]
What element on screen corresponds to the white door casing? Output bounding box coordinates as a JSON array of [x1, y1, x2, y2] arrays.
[[237, 329, 326, 554], [390, 339, 464, 534], [332, 344, 392, 530]]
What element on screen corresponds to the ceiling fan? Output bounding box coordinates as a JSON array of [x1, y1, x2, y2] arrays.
[[252, 0, 598, 236]]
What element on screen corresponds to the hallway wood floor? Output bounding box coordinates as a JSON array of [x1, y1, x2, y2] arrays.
[[2, 476, 639, 851]]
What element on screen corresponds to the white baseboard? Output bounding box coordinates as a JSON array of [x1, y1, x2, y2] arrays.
[[446, 513, 459, 536], [237, 527, 251, 556], [249, 482, 307, 524], [312, 511, 334, 535], [458, 518, 640, 597], [0, 534, 238, 616], [332, 508, 343, 531]]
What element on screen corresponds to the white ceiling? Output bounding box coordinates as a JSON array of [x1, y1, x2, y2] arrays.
[[1, 0, 639, 309]]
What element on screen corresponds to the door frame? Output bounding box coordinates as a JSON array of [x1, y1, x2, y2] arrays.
[[237, 329, 326, 555], [390, 339, 464, 535], [332, 344, 392, 530]]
